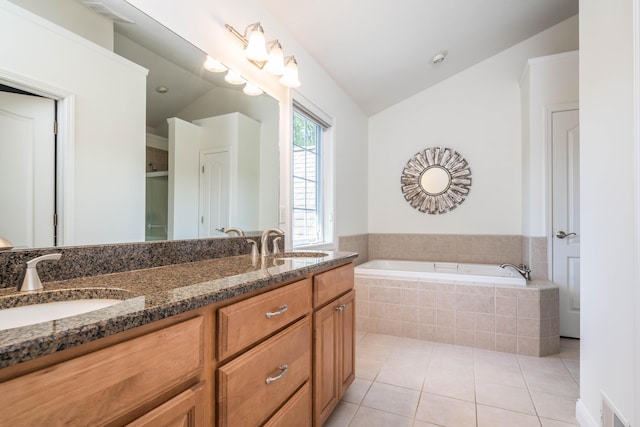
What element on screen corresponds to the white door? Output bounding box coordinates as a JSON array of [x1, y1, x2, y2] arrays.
[[0, 91, 55, 248], [199, 150, 230, 237], [552, 109, 580, 338]]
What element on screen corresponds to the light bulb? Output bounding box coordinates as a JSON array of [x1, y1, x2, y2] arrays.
[[244, 24, 269, 61], [243, 82, 264, 96], [224, 70, 246, 85], [204, 56, 227, 72], [264, 41, 285, 75], [279, 57, 301, 88]]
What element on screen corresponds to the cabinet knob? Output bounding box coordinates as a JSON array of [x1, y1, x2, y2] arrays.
[[335, 303, 347, 312]]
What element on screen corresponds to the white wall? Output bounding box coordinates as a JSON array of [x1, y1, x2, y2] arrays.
[[578, 0, 637, 425], [521, 51, 579, 237], [7, 0, 114, 50], [126, 0, 370, 246], [368, 16, 578, 235], [0, 0, 147, 245]]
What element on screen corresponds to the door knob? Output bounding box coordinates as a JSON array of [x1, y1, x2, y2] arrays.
[[556, 231, 577, 239]]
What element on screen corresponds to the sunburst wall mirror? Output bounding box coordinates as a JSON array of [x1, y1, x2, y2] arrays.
[[400, 147, 472, 214]]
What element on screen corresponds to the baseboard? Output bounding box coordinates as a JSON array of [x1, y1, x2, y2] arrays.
[[576, 399, 599, 427]]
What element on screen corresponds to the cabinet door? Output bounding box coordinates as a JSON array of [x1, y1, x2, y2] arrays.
[[313, 300, 339, 426], [338, 290, 356, 397], [127, 382, 206, 427], [263, 382, 312, 427]]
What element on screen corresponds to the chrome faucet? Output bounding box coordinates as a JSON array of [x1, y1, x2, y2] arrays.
[[499, 263, 531, 280], [261, 228, 284, 257], [19, 253, 62, 292], [223, 227, 245, 237]]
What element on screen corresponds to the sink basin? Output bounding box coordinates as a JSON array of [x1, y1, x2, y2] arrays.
[[0, 299, 123, 331]]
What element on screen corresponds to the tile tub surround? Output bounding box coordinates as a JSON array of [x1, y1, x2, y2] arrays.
[[339, 234, 369, 266], [368, 233, 523, 266], [0, 235, 285, 290], [523, 236, 549, 281], [0, 250, 357, 368], [355, 276, 559, 356]]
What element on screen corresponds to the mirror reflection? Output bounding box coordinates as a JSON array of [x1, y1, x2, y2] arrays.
[[420, 167, 451, 195], [0, 0, 279, 249]]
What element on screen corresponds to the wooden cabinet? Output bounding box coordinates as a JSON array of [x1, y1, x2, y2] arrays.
[[263, 382, 312, 427], [218, 278, 311, 361], [312, 263, 356, 426], [313, 290, 355, 426], [0, 316, 205, 426], [127, 382, 206, 427]]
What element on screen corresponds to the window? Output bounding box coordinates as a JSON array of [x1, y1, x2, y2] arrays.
[[291, 100, 333, 248]]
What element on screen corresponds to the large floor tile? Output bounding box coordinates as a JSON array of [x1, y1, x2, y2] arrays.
[[524, 371, 579, 398], [476, 404, 541, 427], [361, 382, 421, 418], [376, 359, 427, 390], [349, 406, 414, 427], [355, 357, 385, 380], [415, 393, 476, 427], [342, 378, 372, 405], [323, 401, 358, 427], [540, 417, 579, 426], [475, 382, 536, 415], [531, 391, 579, 424], [423, 368, 476, 402]]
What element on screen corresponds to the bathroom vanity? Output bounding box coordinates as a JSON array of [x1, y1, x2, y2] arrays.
[[0, 251, 356, 426]]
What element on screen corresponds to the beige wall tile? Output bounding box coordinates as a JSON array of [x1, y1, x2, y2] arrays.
[[437, 309, 455, 327], [437, 292, 457, 309], [475, 296, 495, 314], [402, 288, 419, 306], [456, 293, 476, 312], [338, 234, 369, 265], [356, 316, 369, 332], [496, 296, 517, 316], [356, 301, 370, 317], [518, 318, 541, 338], [436, 327, 455, 344], [496, 315, 517, 334], [418, 307, 437, 325], [402, 322, 419, 339], [370, 286, 402, 304], [456, 311, 475, 330], [370, 302, 385, 319], [355, 284, 369, 301], [418, 324, 437, 341], [475, 332, 496, 351], [402, 306, 419, 323], [455, 329, 475, 347], [518, 337, 541, 356], [370, 318, 403, 336], [419, 290, 437, 307], [496, 333, 517, 353], [475, 314, 495, 333], [385, 303, 405, 321], [518, 298, 541, 318]]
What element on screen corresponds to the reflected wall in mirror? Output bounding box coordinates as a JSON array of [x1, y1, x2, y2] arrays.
[[401, 147, 472, 214], [0, 0, 279, 249]]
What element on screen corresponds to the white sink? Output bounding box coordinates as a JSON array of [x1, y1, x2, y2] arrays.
[[0, 299, 122, 331]]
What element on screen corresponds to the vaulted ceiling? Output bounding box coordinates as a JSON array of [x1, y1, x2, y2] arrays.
[[260, 0, 579, 115]]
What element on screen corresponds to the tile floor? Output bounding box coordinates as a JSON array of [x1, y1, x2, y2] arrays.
[[325, 332, 580, 427]]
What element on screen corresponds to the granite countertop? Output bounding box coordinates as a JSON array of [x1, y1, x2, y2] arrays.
[[0, 251, 357, 369]]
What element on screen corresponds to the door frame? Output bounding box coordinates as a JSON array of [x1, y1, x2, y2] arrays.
[[545, 102, 579, 281], [0, 68, 76, 246]]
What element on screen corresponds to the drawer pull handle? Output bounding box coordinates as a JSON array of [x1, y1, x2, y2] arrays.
[[265, 364, 288, 384], [265, 304, 288, 318], [335, 303, 346, 312]]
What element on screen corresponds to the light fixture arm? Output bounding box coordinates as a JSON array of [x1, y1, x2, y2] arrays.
[[225, 23, 266, 69]]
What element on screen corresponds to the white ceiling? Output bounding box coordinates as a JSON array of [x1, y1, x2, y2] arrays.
[[260, 0, 579, 115]]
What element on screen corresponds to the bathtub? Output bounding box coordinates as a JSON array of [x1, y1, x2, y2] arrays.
[[355, 259, 527, 286]]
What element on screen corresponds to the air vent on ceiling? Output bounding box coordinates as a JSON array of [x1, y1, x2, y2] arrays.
[[81, 1, 135, 24]]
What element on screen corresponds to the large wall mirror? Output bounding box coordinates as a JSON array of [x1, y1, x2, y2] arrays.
[[0, 0, 279, 249]]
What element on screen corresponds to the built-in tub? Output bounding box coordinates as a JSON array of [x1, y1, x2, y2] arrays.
[[353, 259, 560, 356], [355, 259, 526, 286]]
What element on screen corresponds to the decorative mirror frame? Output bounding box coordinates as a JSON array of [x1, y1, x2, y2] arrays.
[[400, 147, 472, 214]]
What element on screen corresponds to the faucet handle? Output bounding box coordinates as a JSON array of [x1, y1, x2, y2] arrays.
[[272, 237, 282, 255], [20, 253, 62, 292], [246, 239, 258, 257]]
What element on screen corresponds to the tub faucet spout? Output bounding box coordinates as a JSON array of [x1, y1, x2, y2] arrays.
[[499, 263, 531, 281]]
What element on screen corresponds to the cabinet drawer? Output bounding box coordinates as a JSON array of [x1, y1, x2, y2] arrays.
[[264, 382, 311, 427], [313, 263, 354, 308], [127, 382, 206, 427], [217, 317, 311, 427], [0, 316, 204, 426], [218, 278, 311, 360]]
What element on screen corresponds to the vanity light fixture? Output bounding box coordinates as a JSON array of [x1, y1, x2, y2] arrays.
[[224, 69, 246, 85], [204, 56, 227, 72], [225, 22, 301, 87], [243, 81, 264, 96]]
